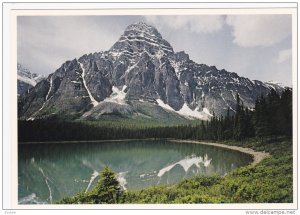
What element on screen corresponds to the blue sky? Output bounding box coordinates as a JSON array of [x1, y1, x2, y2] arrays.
[[18, 15, 292, 86]]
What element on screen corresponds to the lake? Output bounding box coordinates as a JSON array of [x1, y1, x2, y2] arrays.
[[18, 139, 253, 204]]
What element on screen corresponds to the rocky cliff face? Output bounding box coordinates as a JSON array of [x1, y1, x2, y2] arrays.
[[18, 22, 284, 121]]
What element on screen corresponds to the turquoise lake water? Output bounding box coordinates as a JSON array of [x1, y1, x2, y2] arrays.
[[18, 140, 252, 204]]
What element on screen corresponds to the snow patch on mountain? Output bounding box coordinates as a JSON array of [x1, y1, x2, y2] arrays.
[[80, 62, 99, 107], [203, 108, 213, 116], [156, 99, 174, 111], [177, 103, 212, 120], [157, 99, 211, 120], [17, 63, 45, 95], [170, 60, 181, 79], [17, 63, 44, 86], [45, 76, 53, 100], [265, 80, 285, 88], [104, 85, 127, 105], [17, 74, 37, 87]]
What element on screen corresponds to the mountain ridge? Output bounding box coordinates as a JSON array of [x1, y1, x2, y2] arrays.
[[18, 22, 285, 121]]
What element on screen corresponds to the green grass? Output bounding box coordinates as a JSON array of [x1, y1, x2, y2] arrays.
[[57, 137, 293, 204]]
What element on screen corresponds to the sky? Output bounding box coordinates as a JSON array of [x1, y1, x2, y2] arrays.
[[17, 15, 292, 86]]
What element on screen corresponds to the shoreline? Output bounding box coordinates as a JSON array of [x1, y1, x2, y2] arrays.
[[170, 140, 270, 165], [19, 138, 270, 165], [18, 138, 163, 145]]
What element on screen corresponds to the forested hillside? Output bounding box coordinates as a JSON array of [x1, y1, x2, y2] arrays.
[[18, 88, 292, 143]]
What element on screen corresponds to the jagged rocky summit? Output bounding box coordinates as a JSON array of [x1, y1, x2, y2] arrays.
[[18, 22, 284, 121]]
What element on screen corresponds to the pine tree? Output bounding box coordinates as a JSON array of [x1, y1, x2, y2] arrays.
[[279, 88, 293, 137], [89, 166, 122, 204], [244, 107, 254, 138], [267, 89, 281, 138], [223, 107, 232, 139], [233, 93, 243, 140], [253, 94, 274, 141]]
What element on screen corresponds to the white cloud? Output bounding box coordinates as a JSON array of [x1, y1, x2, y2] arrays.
[[18, 16, 121, 75], [144, 15, 225, 33], [226, 15, 291, 47], [17, 15, 292, 86], [275, 48, 292, 63]]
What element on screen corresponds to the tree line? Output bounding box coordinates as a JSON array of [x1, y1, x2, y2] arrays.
[[205, 88, 292, 141], [18, 88, 292, 142]]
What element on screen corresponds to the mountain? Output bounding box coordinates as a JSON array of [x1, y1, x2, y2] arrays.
[[18, 22, 284, 121], [17, 63, 44, 95]]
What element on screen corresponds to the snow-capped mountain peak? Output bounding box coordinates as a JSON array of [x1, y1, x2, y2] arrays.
[[18, 22, 285, 121], [17, 63, 45, 95], [110, 22, 174, 59]]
